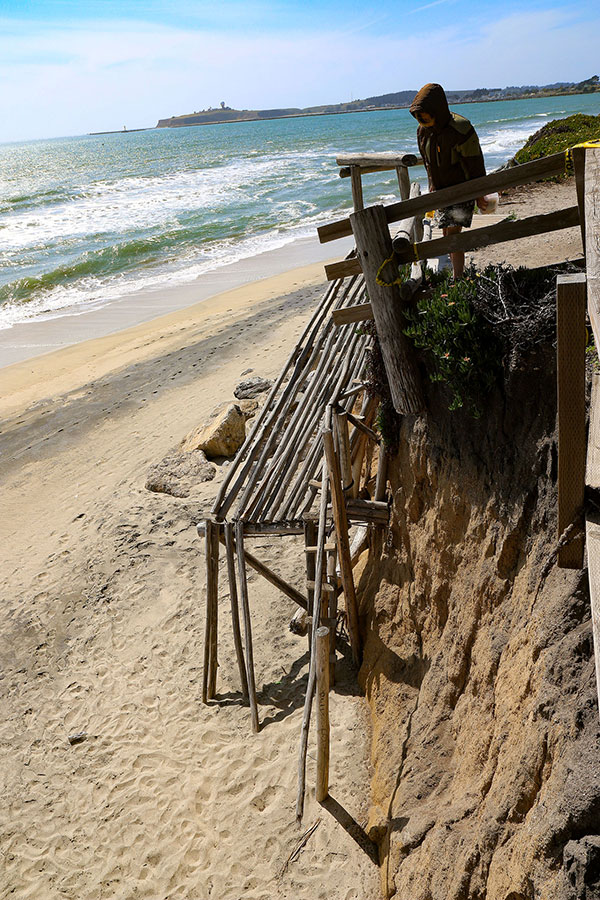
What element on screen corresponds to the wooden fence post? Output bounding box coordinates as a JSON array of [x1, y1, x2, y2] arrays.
[[315, 625, 330, 803], [350, 204, 424, 415], [556, 273, 587, 568]]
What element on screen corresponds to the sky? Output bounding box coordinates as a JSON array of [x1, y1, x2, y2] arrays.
[[0, 0, 598, 142]]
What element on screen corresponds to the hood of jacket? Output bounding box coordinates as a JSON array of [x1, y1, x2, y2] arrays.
[[409, 83, 451, 130]]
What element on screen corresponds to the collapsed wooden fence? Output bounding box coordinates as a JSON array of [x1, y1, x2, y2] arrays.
[[199, 142, 600, 818]]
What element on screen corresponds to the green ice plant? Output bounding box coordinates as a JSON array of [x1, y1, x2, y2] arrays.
[[403, 270, 502, 416]]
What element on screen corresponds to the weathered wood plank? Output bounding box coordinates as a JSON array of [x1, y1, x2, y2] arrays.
[[325, 257, 363, 281], [331, 302, 373, 326], [585, 148, 600, 350], [350, 166, 364, 211], [337, 152, 421, 168], [585, 375, 600, 721], [392, 206, 579, 264], [235, 521, 260, 733], [556, 273, 586, 568], [318, 151, 567, 244], [350, 204, 424, 414]]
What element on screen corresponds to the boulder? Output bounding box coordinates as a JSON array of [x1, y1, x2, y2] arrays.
[[146, 449, 216, 498], [234, 376, 272, 400], [237, 398, 259, 420], [181, 403, 246, 458]]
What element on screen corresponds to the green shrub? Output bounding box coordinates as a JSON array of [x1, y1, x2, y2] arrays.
[[514, 113, 600, 166], [403, 268, 503, 416]]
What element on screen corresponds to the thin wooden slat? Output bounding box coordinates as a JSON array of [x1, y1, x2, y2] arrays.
[[392, 206, 580, 265], [318, 150, 568, 244], [224, 523, 249, 701], [556, 273, 587, 567], [585, 375, 600, 720], [305, 519, 316, 649], [235, 520, 260, 733]]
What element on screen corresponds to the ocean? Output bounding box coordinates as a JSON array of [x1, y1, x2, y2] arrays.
[[1, 92, 599, 332]]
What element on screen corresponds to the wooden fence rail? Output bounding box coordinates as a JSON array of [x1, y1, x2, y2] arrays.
[[318, 150, 568, 244]]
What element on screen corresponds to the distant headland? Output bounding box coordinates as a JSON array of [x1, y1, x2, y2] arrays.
[[156, 75, 600, 129]]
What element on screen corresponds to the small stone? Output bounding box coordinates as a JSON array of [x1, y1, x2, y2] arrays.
[[68, 732, 87, 745], [234, 376, 272, 400], [240, 368, 253, 376], [146, 449, 216, 497], [181, 404, 246, 459]]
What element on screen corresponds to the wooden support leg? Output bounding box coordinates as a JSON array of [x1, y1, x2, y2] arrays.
[[316, 626, 330, 803], [202, 518, 220, 703], [375, 444, 389, 502], [326, 548, 338, 686], [324, 426, 361, 665], [235, 520, 260, 733], [304, 519, 317, 651], [556, 273, 586, 568], [224, 523, 249, 702]]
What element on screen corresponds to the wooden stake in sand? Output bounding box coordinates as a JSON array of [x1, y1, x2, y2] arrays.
[[296, 437, 330, 821], [315, 625, 330, 803], [202, 518, 220, 703], [235, 519, 260, 733], [324, 426, 361, 665], [224, 523, 249, 701]]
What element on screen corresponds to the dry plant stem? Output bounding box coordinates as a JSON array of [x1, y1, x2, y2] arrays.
[[296, 425, 330, 822], [235, 519, 260, 733], [315, 625, 330, 803], [224, 523, 249, 701]]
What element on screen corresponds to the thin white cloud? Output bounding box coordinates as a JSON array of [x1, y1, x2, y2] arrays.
[[409, 0, 453, 14], [0, 7, 597, 141]]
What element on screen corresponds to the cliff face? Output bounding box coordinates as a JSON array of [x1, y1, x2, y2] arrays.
[[356, 349, 600, 899]]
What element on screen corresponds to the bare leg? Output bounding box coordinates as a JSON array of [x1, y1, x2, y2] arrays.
[[443, 225, 464, 279]]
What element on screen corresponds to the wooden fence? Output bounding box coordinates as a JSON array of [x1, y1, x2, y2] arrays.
[[200, 142, 600, 822]]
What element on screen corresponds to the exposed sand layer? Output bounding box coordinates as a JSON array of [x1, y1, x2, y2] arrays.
[[0, 266, 379, 899]]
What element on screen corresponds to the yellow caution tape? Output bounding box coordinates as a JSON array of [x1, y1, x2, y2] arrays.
[[565, 138, 600, 173]]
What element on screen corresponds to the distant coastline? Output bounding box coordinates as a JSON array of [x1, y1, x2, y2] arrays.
[[155, 77, 600, 130]]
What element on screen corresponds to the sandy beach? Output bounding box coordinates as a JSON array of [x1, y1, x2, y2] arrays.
[[0, 177, 583, 899]]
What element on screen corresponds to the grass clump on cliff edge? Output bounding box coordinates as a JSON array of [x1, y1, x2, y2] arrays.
[[402, 263, 572, 417], [513, 113, 600, 166]]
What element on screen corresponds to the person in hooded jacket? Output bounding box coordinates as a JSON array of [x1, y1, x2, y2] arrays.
[[410, 83, 488, 279]]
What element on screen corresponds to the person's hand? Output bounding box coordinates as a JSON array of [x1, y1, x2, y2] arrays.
[[477, 196, 489, 211]]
